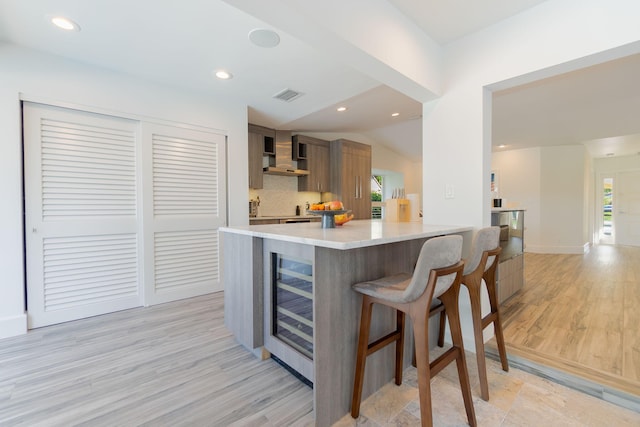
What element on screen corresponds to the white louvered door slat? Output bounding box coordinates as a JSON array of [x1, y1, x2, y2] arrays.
[[24, 103, 143, 328], [142, 124, 226, 305]]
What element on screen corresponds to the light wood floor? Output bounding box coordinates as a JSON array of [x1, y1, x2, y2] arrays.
[[1, 285, 639, 426], [499, 244, 640, 397], [0, 293, 314, 426]]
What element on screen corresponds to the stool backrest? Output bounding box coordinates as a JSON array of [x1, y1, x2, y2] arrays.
[[403, 235, 463, 302], [463, 227, 500, 276]]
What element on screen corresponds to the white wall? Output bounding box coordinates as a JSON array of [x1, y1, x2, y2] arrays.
[[539, 145, 588, 253], [491, 148, 541, 249], [424, 0, 640, 230], [423, 0, 640, 347], [0, 43, 249, 338], [493, 145, 589, 254], [371, 143, 422, 198], [595, 153, 640, 172]]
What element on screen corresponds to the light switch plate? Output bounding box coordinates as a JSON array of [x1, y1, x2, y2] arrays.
[[445, 184, 454, 199]]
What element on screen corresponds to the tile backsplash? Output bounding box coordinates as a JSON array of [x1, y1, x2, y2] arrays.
[[249, 175, 329, 217]]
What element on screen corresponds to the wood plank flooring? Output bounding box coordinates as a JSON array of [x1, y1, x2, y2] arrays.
[[0, 293, 314, 426], [1, 281, 639, 426], [498, 244, 640, 396]]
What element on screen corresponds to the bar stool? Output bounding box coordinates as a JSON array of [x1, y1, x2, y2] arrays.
[[461, 226, 509, 401], [350, 235, 476, 427]]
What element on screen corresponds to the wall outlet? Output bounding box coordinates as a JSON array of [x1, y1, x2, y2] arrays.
[[445, 184, 455, 199]]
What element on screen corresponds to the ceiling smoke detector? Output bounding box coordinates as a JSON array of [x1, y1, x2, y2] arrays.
[[273, 88, 303, 102], [249, 29, 280, 48]]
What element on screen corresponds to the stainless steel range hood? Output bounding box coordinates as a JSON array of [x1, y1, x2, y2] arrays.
[[263, 130, 309, 176]]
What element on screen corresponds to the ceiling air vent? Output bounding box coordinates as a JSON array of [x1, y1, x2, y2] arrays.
[[273, 88, 303, 102]]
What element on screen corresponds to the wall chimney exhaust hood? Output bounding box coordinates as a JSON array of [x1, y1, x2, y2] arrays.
[[263, 130, 309, 176]]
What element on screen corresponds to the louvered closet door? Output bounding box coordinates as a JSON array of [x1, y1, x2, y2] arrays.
[[142, 123, 226, 305], [24, 103, 143, 328]]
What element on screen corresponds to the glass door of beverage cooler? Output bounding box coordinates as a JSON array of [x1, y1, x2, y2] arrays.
[[271, 253, 313, 359], [263, 240, 314, 384]]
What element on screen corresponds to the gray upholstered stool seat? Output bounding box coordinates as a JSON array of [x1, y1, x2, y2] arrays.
[[350, 235, 476, 427]]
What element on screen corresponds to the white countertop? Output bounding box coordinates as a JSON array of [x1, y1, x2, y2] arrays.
[[220, 220, 472, 250]]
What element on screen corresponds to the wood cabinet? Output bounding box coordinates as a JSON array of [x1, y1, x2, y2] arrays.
[[248, 124, 275, 189], [294, 135, 330, 192], [497, 255, 524, 303], [330, 139, 372, 219], [491, 209, 525, 303]]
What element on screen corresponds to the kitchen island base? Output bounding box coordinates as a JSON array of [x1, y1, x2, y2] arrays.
[[221, 222, 472, 426]]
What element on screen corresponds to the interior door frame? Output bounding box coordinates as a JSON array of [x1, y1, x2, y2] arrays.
[[615, 169, 640, 247]]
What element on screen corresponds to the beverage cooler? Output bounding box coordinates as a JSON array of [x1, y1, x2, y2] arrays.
[[263, 240, 314, 384]]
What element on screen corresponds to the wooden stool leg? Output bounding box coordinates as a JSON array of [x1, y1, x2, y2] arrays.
[[485, 275, 509, 372], [441, 287, 477, 427], [411, 311, 433, 427], [437, 309, 446, 347], [395, 310, 405, 385], [351, 297, 373, 418], [468, 284, 490, 401]]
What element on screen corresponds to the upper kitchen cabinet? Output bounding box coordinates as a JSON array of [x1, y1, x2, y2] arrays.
[[330, 139, 372, 219], [294, 135, 329, 193], [248, 124, 275, 189]]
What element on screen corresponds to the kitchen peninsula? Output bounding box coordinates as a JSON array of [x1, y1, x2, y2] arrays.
[[220, 220, 472, 426]]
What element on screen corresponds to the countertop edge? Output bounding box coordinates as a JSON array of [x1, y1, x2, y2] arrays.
[[220, 222, 473, 250]]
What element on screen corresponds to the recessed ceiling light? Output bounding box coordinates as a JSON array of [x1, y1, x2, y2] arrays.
[[391, 112, 400, 117], [50, 16, 80, 31], [498, 145, 506, 149], [248, 29, 280, 48], [337, 106, 347, 112], [214, 70, 233, 80]]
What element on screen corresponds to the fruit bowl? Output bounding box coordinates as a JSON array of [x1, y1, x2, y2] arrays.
[[306, 209, 348, 228]]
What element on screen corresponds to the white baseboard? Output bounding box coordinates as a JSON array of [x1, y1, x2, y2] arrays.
[[0, 313, 27, 339]]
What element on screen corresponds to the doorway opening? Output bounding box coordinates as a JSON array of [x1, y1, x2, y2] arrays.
[[600, 176, 614, 244]]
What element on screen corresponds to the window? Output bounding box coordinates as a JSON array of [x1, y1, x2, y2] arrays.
[[371, 175, 383, 219]]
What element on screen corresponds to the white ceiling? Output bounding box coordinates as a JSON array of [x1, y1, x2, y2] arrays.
[[492, 53, 640, 158], [0, 0, 637, 160]]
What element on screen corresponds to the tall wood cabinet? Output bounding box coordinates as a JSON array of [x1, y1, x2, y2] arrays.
[[248, 124, 275, 189], [294, 135, 330, 193], [330, 139, 371, 219]]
